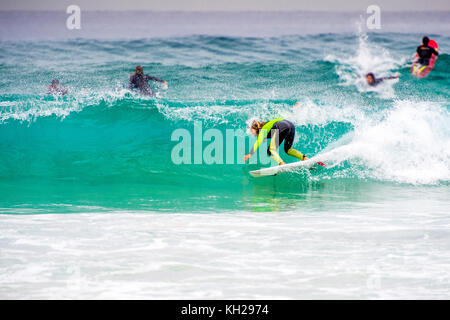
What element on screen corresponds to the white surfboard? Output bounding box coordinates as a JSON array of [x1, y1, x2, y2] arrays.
[[249, 157, 326, 178]]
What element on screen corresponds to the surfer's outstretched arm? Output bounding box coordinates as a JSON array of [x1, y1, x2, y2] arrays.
[[243, 128, 269, 163], [144, 75, 168, 87], [379, 74, 399, 81], [145, 75, 165, 82]]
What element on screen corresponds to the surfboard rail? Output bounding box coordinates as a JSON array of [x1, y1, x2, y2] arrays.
[[249, 157, 326, 177]]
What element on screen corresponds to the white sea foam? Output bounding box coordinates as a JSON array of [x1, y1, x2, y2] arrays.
[[1, 208, 450, 299], [281, 98, 367, 127], [0, 88, 137, 123], [320, 100, 450, 184], [325, 25, 405, 99]]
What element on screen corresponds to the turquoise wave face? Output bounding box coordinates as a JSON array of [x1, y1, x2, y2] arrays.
[[0, 33, 449, 213]]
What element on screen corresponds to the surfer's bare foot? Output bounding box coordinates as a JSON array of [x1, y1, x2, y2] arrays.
[[303, 156, 309, 160], [279, 161, 285, 165]]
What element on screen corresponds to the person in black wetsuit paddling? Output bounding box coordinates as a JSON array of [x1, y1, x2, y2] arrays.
[[416, 36, 439, 66], [365, 73, 399, 86], [129, 65, 167, 96]]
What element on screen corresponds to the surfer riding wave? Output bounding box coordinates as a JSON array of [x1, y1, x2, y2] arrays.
[[243, 119, 308, 165]]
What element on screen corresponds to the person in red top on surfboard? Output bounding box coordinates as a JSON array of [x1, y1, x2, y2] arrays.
[[411, 36, 439, 78]]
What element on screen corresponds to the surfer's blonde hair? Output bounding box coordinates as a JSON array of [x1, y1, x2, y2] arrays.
[[250, 120, 267, 134]]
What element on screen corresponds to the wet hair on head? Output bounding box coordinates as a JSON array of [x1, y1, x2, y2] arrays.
[[250, 120, 267, 134], [51, 79, 59, 85], [366, 73, 374, 78], [422, 36, 429, 45]]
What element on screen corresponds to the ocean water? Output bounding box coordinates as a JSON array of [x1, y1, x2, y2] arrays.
[[0, 11, 449, 299]]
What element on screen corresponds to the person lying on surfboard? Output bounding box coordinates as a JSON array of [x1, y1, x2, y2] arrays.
[[243, 119, 308, 165], [416, 36, 439, 66], [365, 73, 399, 86]]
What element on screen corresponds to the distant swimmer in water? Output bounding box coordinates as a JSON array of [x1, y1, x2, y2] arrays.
[[46, 79, 68, 95], [243, 119, 308, 165], [416, 36, 439, 66], [365, 72, 399, 86], [129, 65, 167, 96]]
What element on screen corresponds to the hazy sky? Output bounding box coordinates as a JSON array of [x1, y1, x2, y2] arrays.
[[1, 0, 449, 11]]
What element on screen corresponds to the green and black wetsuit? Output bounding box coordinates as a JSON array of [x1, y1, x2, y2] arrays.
[[249, 119, 305, 164]]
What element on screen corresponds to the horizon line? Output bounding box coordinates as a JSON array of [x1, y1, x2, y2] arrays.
[[1, 9, 449, 13]]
